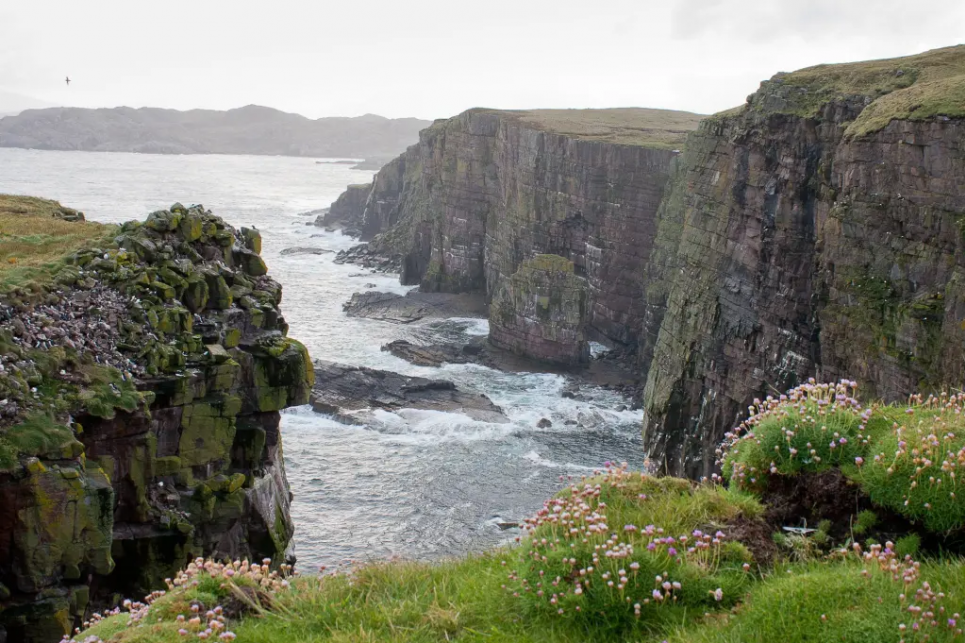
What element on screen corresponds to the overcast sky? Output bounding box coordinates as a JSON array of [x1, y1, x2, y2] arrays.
[[1, 0, 962, 120]]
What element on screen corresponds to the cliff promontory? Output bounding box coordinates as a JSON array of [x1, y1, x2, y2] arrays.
[[324, 107, 704, 354], [0, 196, 312, 642]]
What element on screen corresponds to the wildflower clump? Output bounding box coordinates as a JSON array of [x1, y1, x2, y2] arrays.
[[852, 392, 965, 532], [66, 558, 293, 643], [720, 380, 965, 535], [503, 463, 756, 634], [719, 380, 874, 489]]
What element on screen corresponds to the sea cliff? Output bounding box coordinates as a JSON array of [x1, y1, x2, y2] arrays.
[[329, 46, 965, 477], [640, 45, 965, 476], [0, 197, 312, 642]]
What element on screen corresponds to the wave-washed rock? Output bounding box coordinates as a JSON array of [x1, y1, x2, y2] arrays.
[[0, 200, 313, 642], [342, 290, 487, 324], [309, 360, 508, 424]]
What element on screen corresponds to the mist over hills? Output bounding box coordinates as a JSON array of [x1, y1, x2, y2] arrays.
[[0, 89, 56, 117], [0, 104, 432, 157]]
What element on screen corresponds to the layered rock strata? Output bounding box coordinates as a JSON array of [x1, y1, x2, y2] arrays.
[[326, 108, 703, 347], [328, 46, 965, 479], [317, 183, 372, 232], [0, 202, 312, 642], [639, 46, 965, 477], [489, 255, 589, 366]]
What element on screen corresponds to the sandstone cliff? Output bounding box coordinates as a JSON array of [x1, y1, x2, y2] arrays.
[[489, 255, 589, 366], [330, 46, 965, 479], [0, 198, 312, 642], [640, 45, 965, 477], [330, 107, 704, 348]]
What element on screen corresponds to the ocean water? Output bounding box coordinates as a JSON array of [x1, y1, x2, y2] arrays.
[[0, 148, 645, 570]]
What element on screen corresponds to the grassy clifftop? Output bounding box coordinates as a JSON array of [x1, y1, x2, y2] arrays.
[[0, 195, 111, 291], [471, 107, 704, 149], [72, 381, 965, 643], [743, 44, 965, 136]]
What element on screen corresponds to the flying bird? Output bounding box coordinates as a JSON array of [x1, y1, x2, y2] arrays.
[[65, 76, 70, 86]]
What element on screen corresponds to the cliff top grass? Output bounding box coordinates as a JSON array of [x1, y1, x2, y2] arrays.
[[74, 457, 965, 643], [743, 44, 965, 136], [480, 107, 705, 149], [0, 194, 114, 291]]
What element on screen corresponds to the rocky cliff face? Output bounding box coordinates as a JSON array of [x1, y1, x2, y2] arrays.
[[319, 183, 372, 232], [329, 46, 965, 479], [489, 255, 589, 365], [0, 202, 312, 643], [640, 45, 965, 477], [333, 108, 703, 346]]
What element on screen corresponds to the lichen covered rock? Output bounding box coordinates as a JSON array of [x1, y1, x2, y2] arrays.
[[0, 202, 312, 642], [489, 255, 589, 366]]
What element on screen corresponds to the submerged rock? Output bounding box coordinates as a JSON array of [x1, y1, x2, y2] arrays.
[[310, 360, 508, 424], [279, 246, 334, 256]]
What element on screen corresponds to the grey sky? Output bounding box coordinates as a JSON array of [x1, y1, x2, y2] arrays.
[[1, 0, 962, 120]]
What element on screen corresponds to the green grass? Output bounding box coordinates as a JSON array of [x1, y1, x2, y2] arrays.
[[668, 559, 965, 643], [0, 194, 116, 291], [470, 107, 704, 149], [740, 44, 965, 136], [73, 468, 965, 643], [0, 412, 81, 470]]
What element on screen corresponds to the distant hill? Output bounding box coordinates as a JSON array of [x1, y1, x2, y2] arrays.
[[0, 89, 57, 117], [0, 105, 432, 158]]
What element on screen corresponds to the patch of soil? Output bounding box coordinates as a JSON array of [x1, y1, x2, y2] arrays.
[[726, 514, 779, 566], [759, 469, 963, 555]]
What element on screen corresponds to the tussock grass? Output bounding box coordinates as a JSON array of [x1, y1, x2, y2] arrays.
[[742, 44, 965, 136], [722, 382, 965, 534], [474, 107, 704, 149], [0, 412, 80, 470], [0, 194, 115, 291]]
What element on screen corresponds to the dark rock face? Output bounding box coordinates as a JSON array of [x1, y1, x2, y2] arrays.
[[640, 93, 965, 478], [333, 244, 401, 273], [382, 339, 485, 367], [332, 109, 690, 346], [489, 255, 590, 366], [310, 360, 507, 424], [317, 183, 372, 232], [343, 290, 487, 324], [0, 205, 313, 642]]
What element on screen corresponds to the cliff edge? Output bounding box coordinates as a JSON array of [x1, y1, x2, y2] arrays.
[[0, 196, 313, 642]]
